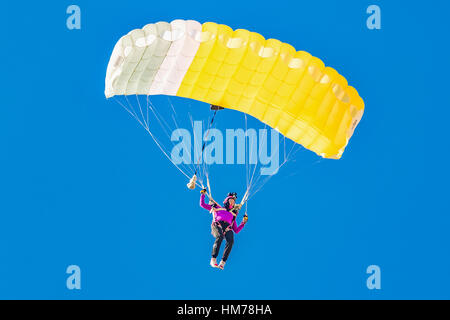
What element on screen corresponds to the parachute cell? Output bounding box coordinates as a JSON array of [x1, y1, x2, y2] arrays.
[[105, 19, 364, 159]]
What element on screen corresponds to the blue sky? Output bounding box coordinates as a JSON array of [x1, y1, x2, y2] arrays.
[[1, 0, 449, 299]]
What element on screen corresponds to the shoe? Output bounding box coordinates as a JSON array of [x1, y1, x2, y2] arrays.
[[210, 258, 219, 268]]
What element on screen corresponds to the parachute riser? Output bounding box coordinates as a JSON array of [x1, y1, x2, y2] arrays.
[[194, 108, 219, 175]]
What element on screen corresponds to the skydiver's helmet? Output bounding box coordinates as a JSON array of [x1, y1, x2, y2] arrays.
[[223, 192, 237, 211]]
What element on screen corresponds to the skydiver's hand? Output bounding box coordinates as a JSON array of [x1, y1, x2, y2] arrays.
[[200, 188, 207, 194], [243, 214, 248, 224]]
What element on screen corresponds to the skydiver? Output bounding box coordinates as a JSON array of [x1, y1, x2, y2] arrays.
[[199, 189, 248, 270]]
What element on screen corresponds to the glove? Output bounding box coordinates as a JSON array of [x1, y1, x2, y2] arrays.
[[200, 188, 207, 194], [243, 214, 248, 224]]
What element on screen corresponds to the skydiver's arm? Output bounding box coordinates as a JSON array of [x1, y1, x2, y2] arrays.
[[200, 193, 212, 211], [232, 219, 245, 234]]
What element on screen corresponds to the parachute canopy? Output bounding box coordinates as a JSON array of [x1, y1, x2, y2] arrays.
[[105, 19, 364, 159]]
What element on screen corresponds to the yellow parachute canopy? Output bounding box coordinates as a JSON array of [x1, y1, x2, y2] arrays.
[[105, 19, 364, 159]]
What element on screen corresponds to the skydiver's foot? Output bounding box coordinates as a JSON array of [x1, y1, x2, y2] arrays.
[[218, 261, 226, 270], [210, 258, 219, 268]]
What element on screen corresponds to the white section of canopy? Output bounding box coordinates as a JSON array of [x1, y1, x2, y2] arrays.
[[105, 20, 202, 98], [149, 20, 202, 96]]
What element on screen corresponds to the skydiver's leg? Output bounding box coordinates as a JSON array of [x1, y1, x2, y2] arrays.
[[211, 223, 224, 259], [221, 229, 235, 262]]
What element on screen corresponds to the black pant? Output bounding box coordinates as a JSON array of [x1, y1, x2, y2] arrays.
[[211, 221, 234, 262]]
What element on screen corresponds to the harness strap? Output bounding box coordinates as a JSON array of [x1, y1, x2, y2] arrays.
[[212, 221, 233, 238], [212, 210, 237, 238]]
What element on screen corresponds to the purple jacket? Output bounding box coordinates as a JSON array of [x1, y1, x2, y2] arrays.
[[200, 194, 245, 234]]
